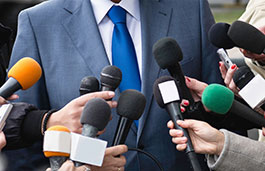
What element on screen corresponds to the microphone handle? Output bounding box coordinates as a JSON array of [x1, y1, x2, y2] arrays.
[[0, 77, 21, 99], [112, 117, 133, 146], [166, 102, 202, 171], [231, 100, 265, 127], [50, 156, 68, 171], [168, 66, 195, 110], [101, 86, 115, 100]]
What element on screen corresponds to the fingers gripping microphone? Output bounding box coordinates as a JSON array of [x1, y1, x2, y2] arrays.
[[228, 20, 265, 54], [75, 98, 111, 166], [79, 76, 99, 95], [0, 57, 42, 98], [112, 89, 146, 146], [43, 125, 71, 171], [202, 84, 265, 128], [153, 37, 195, 111], [100, 65, 122, 91], [153, 76, 202, 171]]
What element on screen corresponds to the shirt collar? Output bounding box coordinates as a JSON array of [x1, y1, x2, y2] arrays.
[[90, 0, 140, 24]]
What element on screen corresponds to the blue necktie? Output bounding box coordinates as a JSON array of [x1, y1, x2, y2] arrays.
[[108, 6, 141, 128]]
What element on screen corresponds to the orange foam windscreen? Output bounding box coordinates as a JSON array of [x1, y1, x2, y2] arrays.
[[8, 57, 42, 90], [44, 125, 71, 158]]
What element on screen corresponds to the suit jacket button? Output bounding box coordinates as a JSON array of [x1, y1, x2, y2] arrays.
[[138, 144, 144, 150]]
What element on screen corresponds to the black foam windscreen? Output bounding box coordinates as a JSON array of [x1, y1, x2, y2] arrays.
[[153, 76, 178, 108], [152, 37, 183, 69], [117, 89, 146, 120], [100, 65, 122, 89], [80, 98, 111, 131], [79, 76, 99, 95], [208, 22, 235, 49], [233, 66, 255, 89], [228, 20, 265, 54]]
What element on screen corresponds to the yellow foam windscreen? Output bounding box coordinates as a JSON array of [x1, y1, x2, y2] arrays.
[[8, 57, 42, 90], [44, 125, 71, 158]]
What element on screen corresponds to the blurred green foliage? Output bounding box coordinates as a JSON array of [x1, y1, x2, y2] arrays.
[[212, 6, 245, 24]]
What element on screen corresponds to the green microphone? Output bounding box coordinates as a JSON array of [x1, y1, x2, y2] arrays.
[[202, 84, 265, 128]]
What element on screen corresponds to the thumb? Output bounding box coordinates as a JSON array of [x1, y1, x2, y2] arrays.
[[185, 77, 207, 97]]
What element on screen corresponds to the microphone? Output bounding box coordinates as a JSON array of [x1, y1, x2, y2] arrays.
[[152, 37, 195, 111], [0, 57, 42, 99], [43, 125, 71, 171], [100, 65, 122, 91], [208, 22, 235, 49], [153, 76, 202, 171], [228, 20, 265, 54], [112, 89, 146, 146], [75, 98, 111, 166], [233, 66, 265, 110], [208, 22, 234, 69], [202, 84, 265, 128], [79, 76, 99, 96]]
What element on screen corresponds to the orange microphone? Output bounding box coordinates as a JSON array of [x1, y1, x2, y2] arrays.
[[43, 125, 71, 171], [0, 57, 42, 98]]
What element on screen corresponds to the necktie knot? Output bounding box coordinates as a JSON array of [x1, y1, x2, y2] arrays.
[[107, 6, 126, 24]]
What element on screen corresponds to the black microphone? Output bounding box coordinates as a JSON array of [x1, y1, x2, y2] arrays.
[[79, 76, 99, 95], [112, 89, 146, 146], [208, 22, 235, 49], [233, 66, 265, 110], [152, 37, 195, 111], [100, 65, 122, 91], [228, 20, 265, 54], [202, 84, 265, 128], [153, 76, 201, 171], [75, 98, 111, 166]]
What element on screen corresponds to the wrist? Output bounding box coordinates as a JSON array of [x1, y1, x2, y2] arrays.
[[41, 109, 58, 134], [215, 131, 225, 155]]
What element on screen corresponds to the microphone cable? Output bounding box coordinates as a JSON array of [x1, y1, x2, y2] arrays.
[[128, 147, 164, 171]]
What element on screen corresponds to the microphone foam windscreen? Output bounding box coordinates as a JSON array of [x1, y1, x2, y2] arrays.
[[80, 98, 111, 131], [80, 76, 99, 94], [117, 89, 146, 120], [202, 84, 234, 114], [100, 65, 122, 88], [233, 66, 255, 89], [44, 125, 71, 157], [208, 22, 235, 49], [228, 20, 265, 54], [152, 37, 183, 69], [153, 76, 177, 108], [8, 57, 42, 90]]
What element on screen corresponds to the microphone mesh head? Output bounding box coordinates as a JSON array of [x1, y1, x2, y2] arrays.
[[202, 84, 234, 114], [152, 37, 183, 69], [233, 66, 255, 89], [44, 125, 71, 157], [153, 76, 177, 108], [208, 22, 235, 49], [100, 65, 122, 89], [117, 89, 146, 120], [8, 57, 42, 90], [79, 76, 99, 95], [228, 20, 265, 54], [80, 98, 111, 131]]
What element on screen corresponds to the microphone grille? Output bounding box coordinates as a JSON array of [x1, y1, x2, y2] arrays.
[[117, 89, 146, 120], [153, 37, 183, 69], [100, 65, 122, 89], [79, 76, 99, 95]]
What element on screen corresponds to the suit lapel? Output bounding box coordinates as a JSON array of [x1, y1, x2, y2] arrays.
[[137, 0, 173, 142], [62, 0, 109, 77]]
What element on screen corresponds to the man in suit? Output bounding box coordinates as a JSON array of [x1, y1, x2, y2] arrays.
[[6, 0, 223, 170]]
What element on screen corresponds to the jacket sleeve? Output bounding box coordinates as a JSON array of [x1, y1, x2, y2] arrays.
[[207, 129, 265, 171]]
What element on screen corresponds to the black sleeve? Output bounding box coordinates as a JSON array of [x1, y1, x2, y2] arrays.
[[183, 101, 260, 131], [3, 103, 47, 150]]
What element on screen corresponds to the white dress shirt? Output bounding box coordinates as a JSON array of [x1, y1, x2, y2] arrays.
[[90, 0, 142, 77]]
